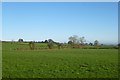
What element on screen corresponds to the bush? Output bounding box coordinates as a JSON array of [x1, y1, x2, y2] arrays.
[[29, 42, 35, 50]]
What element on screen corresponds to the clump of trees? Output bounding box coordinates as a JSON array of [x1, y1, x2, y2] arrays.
[[18, 38, 23, 42], [89, 42, 93, 46], [94, 40, 99, 46], [29, 41, 35, 50], [47, 39, 54, 49], [56, 43, 63, 49], [14, 35, 119, 50], [118, 43, 120, 46], [68, 35, 86, 48], [67, 35, 102, 49], [47, 39, 64, 49]]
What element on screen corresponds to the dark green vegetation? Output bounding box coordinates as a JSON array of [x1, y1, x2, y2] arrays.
[[2, 42, 118, 78]]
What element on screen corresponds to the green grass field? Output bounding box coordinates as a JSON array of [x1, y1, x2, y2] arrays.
[[2, 42, 118, 78]]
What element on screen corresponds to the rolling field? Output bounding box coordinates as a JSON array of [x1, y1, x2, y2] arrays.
[[2, 42, 118, 78]]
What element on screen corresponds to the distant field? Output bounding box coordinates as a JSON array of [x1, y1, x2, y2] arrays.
[[2, 42, 118, 78]]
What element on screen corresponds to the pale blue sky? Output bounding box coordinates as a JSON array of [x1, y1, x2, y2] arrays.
[[0, 2, 2, 40], [2, 2, 118, 44]]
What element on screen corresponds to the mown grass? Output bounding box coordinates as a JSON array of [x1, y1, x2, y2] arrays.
[[2, 42, 118, 78]]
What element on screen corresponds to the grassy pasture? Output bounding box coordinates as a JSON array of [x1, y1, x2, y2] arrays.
[[2, 42, 118, 78]]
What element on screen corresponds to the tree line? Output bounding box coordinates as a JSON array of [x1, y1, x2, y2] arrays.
[[17, 35, 102, 50]]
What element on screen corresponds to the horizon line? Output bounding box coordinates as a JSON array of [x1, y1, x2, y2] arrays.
[[1, 39, 118, 45]]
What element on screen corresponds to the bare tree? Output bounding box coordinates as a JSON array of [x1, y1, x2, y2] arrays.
[[94, 40, 99, 46], [69, 35, 78, 44], [79, 36, 86, 45]]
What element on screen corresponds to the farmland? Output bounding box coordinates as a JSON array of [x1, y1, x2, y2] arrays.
[[2, 42, 118, 78]]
